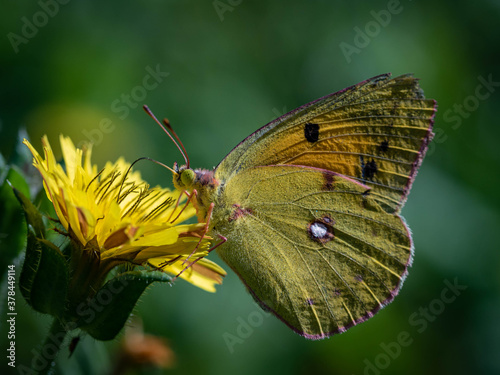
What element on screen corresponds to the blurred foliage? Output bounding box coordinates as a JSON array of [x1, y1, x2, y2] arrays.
[[1, 0, 499, 374]]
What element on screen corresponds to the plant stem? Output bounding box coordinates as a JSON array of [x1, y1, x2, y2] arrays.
[[33, 318, 67, 375]]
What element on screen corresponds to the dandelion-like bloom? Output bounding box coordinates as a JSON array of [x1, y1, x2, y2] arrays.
[[24, 135, 225, 293]]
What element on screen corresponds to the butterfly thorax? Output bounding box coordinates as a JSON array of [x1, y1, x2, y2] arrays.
[[173, 166, 220, 222]]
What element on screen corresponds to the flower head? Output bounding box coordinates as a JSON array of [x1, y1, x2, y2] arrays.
[[24, 135, 225, 292]]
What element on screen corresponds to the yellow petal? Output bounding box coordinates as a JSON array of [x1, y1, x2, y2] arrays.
[[150, 257, 226, 292], [96, 201, 121, 246], [130, 226, 180, 247], [63, 189, 87, 246], [103, 225, 138, 249], [25, 135, 227, 293], [41, 135, 58, 173], [75, 205, 96, 240], [82, 142, 94, 176]]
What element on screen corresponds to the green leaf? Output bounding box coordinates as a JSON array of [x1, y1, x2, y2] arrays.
[[77, 270, 171, 341], [19, 234, 68, 316], [6, 165, 31, 199], [8, 171, 69, 317], [12, 185, 45, 238], [0, 168, 30, 286], [19, 233, 41, 306]]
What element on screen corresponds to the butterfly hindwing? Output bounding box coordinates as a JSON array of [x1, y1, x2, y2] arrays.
[[216, 73, 436, 213], [212, 165, 412, 339]]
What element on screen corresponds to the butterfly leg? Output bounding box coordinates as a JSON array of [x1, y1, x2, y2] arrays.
[[186, 189, 201, 216], [182, 201, 214, 264], [155, 255, 182, 269], [168, 189, 197, 224], [172, 234, 227, 282]]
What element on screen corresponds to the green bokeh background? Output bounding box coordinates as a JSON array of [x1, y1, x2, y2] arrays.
[[1, 1, 499, 374]]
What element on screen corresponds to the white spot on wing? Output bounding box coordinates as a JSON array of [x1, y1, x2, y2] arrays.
[[310, 222, 328, 238]]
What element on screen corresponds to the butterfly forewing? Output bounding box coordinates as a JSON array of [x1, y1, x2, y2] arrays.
[[216, 73, 436, 213]]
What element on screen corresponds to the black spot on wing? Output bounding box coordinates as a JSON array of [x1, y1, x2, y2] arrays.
[[364, 160, 378, 179], [378, 140, 389, 153], [360, 156, 378, 180], [304, 122, 319, 143]]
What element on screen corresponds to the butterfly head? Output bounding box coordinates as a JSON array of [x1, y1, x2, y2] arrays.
[[172, 162, 196, 191], [172, 162, 219, 195]]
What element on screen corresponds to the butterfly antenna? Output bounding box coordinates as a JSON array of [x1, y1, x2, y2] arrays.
[[162, 118, 190, 169], [143, 105, 189, 168], [117, 156, 176, 202]]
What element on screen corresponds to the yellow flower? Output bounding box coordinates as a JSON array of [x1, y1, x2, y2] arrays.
[[24, 135, 225, 292]]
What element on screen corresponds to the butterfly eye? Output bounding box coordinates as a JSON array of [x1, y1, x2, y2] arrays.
[[180, 169, 196, 187]]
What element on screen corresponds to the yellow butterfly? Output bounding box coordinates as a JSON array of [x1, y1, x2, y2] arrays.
[[154, 73, 436, 339]]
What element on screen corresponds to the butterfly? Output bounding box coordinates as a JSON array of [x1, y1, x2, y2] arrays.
[[154, 73, 436, 340]]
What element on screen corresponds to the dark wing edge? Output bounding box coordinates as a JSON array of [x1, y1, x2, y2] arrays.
[[215, 73, 394, 172], [398, 99, 437, 212]]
